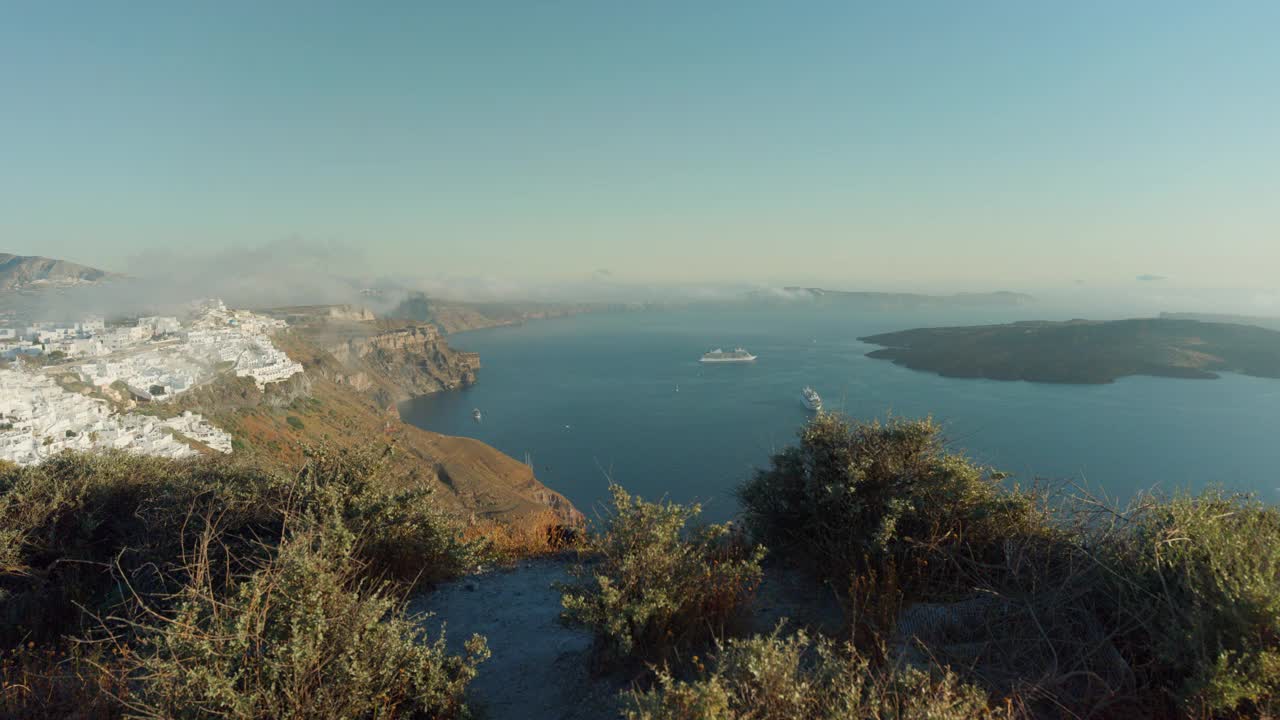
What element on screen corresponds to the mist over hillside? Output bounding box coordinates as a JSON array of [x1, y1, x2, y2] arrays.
[[5, 242, 1279, 330], [0, 253, 117, 291]]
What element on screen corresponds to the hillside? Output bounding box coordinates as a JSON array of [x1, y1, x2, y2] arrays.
[[149, 310, 579, 528], [861, 318, 1280, 384], [387, 292, 615, 334], [0, 253, 116, 291], [751, 287, 1035, 308], [1161, 311, 1280, 332]]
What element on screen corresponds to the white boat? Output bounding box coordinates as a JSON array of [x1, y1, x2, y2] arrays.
[[801, 386, 823, 412], [472, 408, 482, 422], [700, 347, 757, 363]]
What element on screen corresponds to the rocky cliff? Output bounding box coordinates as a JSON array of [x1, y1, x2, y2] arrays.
[[262, 306, 482, 408], [323, 324, 480, 406], [167, 327, 580, 529]]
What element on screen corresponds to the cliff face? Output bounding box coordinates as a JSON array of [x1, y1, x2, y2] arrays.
[[259, 306, 482, 408], [325, 324, 480, 405]]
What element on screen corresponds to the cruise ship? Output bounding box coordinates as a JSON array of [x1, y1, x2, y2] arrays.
[[700, 347, 757, 363], [801, 386, 823, 412]]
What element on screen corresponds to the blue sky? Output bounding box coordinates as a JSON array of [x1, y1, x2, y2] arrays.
[[1, 1, 1276, 290]]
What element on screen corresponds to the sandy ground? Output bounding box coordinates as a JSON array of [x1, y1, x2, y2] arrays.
[[412, 556, 844, 720]]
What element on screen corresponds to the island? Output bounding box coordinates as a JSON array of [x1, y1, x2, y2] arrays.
[[1160, 312, 1280, 332], [859, 318, 1280, 384], [748, 287, 1034, 309]]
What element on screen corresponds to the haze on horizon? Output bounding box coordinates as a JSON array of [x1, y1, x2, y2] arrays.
[[2, 2, 1277, 293]]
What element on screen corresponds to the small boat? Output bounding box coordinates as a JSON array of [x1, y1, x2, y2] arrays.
[[700, 347, 757, 363], [801, 386, 823, 412], [472, 408, 483, 422]]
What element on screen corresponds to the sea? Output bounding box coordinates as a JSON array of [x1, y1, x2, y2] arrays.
[[401, 305, 1280, 522]]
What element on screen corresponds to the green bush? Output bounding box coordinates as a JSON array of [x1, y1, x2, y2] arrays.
[[1096, 490, 1280, 716], [738, 414, 1046, 605], [124, 527, 487, 720], [560, 484, 765, 668], [626, 625, 1006, 720], [286, 415, 305, 430], [736, 414, 1280, 716]]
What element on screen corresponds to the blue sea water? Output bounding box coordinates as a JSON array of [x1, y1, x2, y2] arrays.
[[401, 306, 1280, 521]]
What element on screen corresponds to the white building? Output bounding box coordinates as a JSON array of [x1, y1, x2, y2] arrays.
[[76, 317, 106, 334], [50, 337, 102, 358], [0, 367, 233, 466], [138, 316, 181, 336]]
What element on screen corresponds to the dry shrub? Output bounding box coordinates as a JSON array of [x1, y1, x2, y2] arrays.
[[0, 446, 480, 648], [287, 446, 485, 586], [891, 516, 1138, 718], [0, 644, 125, 720], [1093, 490, 1280, 717], [737, 414, 1280, 718], [559, 484, 765, 669], [0, 447, 488, 718], [921, 489, 1280, 717], [463, 509, 577, 564], [627, 624, 1009, 720], [114, 525, 487, 720]]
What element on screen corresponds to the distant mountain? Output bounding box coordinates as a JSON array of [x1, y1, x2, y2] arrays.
[[385, 291, 617, 333], [860, 318, 1280, 384], [1160, 312, 1280, 332], [751, 287, 1035, 309], [0, 253, 116, 291]]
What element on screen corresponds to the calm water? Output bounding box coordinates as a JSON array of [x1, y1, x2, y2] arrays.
[[402, 306, 1280, 521]]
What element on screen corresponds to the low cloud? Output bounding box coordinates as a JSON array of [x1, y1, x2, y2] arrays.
[[4, 239, 383, 321]]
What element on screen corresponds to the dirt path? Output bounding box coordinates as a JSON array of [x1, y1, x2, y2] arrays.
[[412, 557, 626, 720], [412, 556, 843, 720]]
